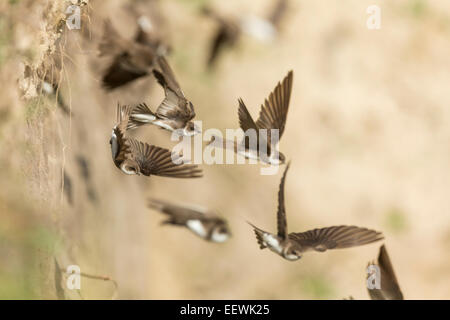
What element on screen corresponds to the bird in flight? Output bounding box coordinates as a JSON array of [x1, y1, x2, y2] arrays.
[[148, 198, 231, 243], [367, 245, 404, 300], [202, 0, 290, 67], [127, 55, 200, 136], [209, 70, 293, 165], [110, 104, 202, 178], [248, 163, 384, 261], [99, 19, 164, 90]]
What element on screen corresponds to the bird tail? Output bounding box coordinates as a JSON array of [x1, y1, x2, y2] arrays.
[[116, 103, 134, 123], [246, 221, 267, 250], [128, 103, 156, 130]]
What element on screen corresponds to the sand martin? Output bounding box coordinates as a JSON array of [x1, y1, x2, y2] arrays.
[[248, 163, 384, 261], [203, 0, 289, 67], [127, 55, 200, 136], [148, 198, 231, 243], [367, 245, 404, 300], [110, 104, 202, 178], [99, 19, 161, 90], [210, 70, 293, 165]]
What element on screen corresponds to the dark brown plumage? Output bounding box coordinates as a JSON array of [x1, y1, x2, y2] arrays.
[[99, 20, 158, 90], [367, 245, 404, 300]]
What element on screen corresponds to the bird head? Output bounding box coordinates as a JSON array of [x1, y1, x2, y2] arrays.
[[211, 223, 231, 243], [283, 245, 302, 261], [183, 121, 202, 136]]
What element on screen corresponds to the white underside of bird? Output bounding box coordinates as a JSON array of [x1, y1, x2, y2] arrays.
[[263, 233, 299, 261], [186, 220, 207, 238], [211, 231, 229, 243]]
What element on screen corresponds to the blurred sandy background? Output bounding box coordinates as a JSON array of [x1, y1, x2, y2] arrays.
[[1, 0, 450, 299]]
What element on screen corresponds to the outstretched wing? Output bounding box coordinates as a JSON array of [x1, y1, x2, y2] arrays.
[[147, 198, 206, 222], [112, 104, 133, 162], [368, 245, 404, 300], [153, 56, 195, 122], [238, 98, 267, 151], [289, 225, 384, 252], [238, 98, 258, 133], [276, 163, 290, 239], [255, 70, 293, 148], [128, 139, 202, 178]]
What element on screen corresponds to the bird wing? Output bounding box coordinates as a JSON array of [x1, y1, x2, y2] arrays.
[[127, 103, 156, 130], [128, 139, 202, 178], [255, 70, 293, 148], [147, 198, 207, 223], [208, 26, 230, 67], [289, 225, 384, 252], [276, 163, 290, 239], [238, 98, 267, 151], [153, 56, 195, 122], [100, 20, 155, 90], [113, 104, 134, 163], [102, 54, 149, 90], [368, 245, 404, 300]]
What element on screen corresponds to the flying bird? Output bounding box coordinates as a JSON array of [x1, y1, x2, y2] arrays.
[[209, 70, 293, 165], [367, 245, 404, 300], [248, 163, 384, 261], [99, 19, 161, 90], [203, 0, 289, 67], [148, 198, 231, 243], [127, 56, 200, 136], [110, 104, 202, 178]]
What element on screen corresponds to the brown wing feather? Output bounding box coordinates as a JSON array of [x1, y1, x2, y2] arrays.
[[127, 103, 156, 130], [238, 98, 264, 151], [128, 139, 202, 178], [276, 163, 290, 239], [153, 56, 194, 122], [368, 245, 404, 300], [147, 198, 206, 224], [154, 55, 184, 97], [289, 225, 384, 252], [238, 98, 258, 133], [255, 70, 293, 147], [103, 55, 149, 90], [113, 105, 133, 163]]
